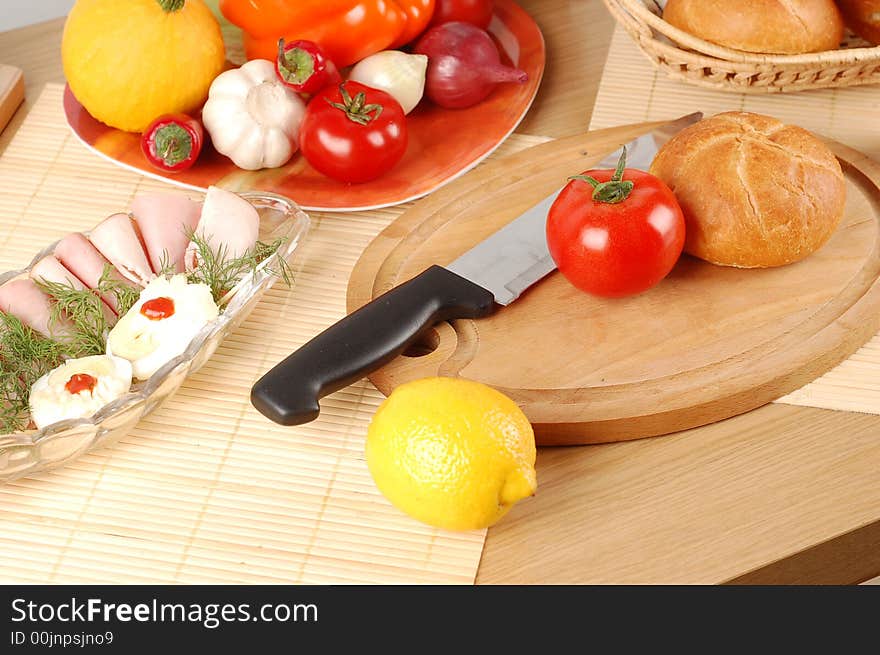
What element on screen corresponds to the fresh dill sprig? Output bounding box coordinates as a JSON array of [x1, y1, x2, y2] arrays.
[[185, 232, 292, 303], [185, 234, 235, 302], [34, 278, 108, 357], [156, 250, 177, 278], [254, 238, 293, 288], [34, 264, 141, 358], [0, 313, 66, 433], [96, 265, 139, 317]]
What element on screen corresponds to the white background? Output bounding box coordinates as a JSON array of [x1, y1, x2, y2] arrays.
[[0, 1, 75, 32]]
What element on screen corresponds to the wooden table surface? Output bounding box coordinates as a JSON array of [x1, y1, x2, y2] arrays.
[[2, 1, 879, 585]]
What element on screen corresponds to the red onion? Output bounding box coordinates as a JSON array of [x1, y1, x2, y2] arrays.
[[413, 21, 527, 110]]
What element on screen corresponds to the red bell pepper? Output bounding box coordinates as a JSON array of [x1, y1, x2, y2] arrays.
[[220, 0, 436, 68]]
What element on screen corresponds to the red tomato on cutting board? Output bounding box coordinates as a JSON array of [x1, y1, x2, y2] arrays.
[[546, 152, 685, 298]]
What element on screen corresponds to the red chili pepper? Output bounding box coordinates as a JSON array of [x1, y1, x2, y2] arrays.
[[140, 296, 175, 321], [140, 114, 204, 173], [65, 373, 97, 395], [276, 39, 342, 95]]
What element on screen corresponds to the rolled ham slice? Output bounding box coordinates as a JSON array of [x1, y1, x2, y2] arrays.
[[131, 193, 202, 274], [185, 186, 259, 271], [54, 233, 137, 313], [30, 256, 117, 325], [0, 279, 66, 338], [89, 213, 155, 287]]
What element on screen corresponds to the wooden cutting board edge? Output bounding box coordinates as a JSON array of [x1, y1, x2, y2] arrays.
[[346, 121, 880, 445], [0, 65, 24, 135]]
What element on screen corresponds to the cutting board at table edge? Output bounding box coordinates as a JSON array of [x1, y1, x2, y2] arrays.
[[0, 65, 24, 134], [346, 119, 880, 445]]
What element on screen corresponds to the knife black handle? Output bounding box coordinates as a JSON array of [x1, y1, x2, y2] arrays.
[[250, 265, 496, 426]]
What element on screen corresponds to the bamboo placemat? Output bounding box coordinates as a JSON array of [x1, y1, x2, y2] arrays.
[[0, 83, 548, 584], [590, 24, 880, 417]]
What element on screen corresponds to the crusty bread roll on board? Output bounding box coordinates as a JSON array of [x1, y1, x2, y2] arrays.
[[649, 112, 846, 268], [663, 0, 844, 54]]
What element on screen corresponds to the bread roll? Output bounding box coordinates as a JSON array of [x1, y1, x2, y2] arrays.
[[663, 0, 844, 54], [648, 112, 846, 268], [836, 0, 880, 45]]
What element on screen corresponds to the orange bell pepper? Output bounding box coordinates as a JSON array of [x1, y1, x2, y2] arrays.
[[219, 0, 435, 68]]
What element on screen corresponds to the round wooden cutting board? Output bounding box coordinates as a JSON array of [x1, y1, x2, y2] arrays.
[[346, 120, 880, 445]]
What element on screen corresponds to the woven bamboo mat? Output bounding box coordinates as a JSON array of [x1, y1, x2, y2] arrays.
[[590, 24, 880, 416], [0, 83, 548, 584]]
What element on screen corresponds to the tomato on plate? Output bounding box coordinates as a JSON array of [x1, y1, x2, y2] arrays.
[[429, 0, 495, 29], [546, 149, 685, 298], [299, 81, 408, 184]]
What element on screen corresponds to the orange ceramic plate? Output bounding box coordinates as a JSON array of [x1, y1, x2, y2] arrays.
[[63, 0, 545, 212]]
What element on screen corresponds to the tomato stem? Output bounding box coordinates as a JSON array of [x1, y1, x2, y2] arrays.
[[569, 146, 634, 204], [325, 84, 383, 126]]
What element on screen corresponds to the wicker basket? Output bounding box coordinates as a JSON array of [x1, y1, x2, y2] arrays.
[[603, 0, 880, 93]]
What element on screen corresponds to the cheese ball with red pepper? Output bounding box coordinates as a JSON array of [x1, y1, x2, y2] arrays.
[[29, 355, 132, 430], [106, 274, 218, 380]]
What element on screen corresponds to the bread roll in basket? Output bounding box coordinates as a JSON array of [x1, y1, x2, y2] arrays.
[[603, 0, 880, 92], [663, 0, 844, 54]]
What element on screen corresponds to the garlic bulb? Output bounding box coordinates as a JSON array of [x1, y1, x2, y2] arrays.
[[202, 59, 306, 170], [348, 51, 428, 115]]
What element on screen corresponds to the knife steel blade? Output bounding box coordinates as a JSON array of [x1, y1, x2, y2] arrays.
[[250, 112, 702, 426]]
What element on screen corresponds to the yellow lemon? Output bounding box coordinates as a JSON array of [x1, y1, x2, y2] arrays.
[[366, 377, 537, 531]]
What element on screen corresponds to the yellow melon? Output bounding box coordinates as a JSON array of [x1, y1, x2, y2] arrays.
[[62, 0, 226, 133]]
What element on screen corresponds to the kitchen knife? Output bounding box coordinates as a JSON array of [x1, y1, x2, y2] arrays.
[[251, 113, 703, 426]]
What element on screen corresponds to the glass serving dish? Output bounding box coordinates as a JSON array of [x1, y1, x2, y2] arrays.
[[0, 191, 309, 482]]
